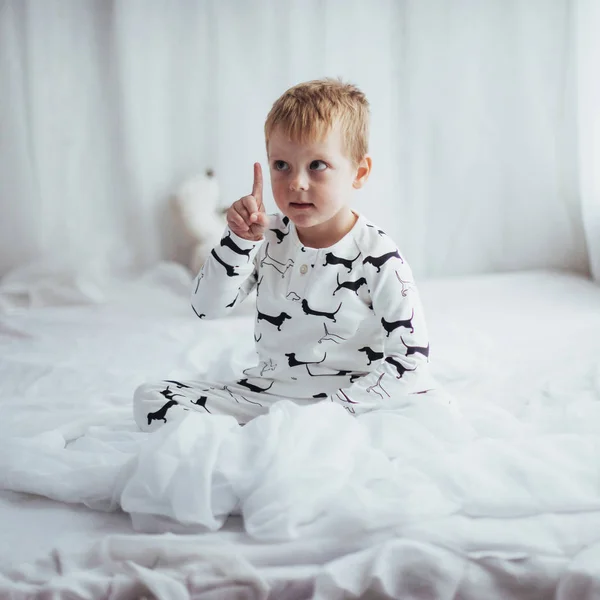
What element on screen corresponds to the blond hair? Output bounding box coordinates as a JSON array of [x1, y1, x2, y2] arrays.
[[264, 78, 370, 166]]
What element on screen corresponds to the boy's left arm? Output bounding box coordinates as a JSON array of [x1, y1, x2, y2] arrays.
[[328, 252, 438, 415]]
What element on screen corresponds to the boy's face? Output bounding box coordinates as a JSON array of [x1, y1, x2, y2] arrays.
[[267, 123, 370, 245]]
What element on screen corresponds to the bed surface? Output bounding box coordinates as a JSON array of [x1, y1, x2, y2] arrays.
[[1, 266, 599, 598]]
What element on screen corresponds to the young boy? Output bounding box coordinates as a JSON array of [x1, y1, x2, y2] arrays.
[[134, 78, 437, 431]]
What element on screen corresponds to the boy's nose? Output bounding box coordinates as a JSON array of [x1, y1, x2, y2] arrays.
[[289, 172, 309, 192]]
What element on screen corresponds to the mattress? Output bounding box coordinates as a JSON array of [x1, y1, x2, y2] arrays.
[[0, 265, 599, 598]]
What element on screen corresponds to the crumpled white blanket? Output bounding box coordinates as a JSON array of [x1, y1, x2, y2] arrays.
[[1, 392, 600, 541], [2, 392, 600, 599], [0, 398, 453, 537], [3, 532, 600, 600]]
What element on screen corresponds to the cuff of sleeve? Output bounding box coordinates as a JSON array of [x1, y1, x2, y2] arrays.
[[224, 227, 265, 250]]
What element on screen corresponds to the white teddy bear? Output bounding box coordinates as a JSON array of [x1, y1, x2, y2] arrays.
[[170, 169, 227, 274]]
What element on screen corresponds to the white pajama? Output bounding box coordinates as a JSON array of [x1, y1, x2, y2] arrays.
[[133, 212, 439, 431]]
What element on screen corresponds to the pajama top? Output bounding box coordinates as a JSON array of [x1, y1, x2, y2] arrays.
[[190, 212, 438, 414]]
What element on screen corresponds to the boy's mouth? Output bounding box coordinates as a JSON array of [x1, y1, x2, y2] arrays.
[[290, 202, 314, 210]]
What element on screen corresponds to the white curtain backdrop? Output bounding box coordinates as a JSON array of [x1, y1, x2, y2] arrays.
[[0, 0, 595, 281], [575, 0, 600, 282]]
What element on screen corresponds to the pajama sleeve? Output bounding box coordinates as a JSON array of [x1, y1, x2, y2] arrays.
[[328, 248, 438, 414], [190, 227, 263, 319]]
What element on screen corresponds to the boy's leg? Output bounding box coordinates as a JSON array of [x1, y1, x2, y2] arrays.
[[133, 378, 272, 432]]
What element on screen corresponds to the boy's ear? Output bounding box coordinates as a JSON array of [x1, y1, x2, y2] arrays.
[[352, 155, 372, 189]]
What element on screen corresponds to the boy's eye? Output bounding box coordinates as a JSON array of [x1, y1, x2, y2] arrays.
[[309, 160, 327, 171], [273, 160, 289, 171]]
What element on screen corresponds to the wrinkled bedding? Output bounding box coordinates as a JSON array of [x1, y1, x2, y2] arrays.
[[0, 264, 599, 599]]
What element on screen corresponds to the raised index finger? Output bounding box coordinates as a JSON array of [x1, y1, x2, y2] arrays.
[[252, 162, 263, 208]]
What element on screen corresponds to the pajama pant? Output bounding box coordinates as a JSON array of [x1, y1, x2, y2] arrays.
[[133, 378, 303, 432]]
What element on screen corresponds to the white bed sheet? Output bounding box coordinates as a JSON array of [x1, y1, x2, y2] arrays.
[[0, 265, 599, 598]]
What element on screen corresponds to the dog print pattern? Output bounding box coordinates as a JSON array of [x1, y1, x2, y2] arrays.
[[185, 212, 437, 420], [135, 379, 275, 431], [221, 232, 253, 261], [301, 299, 342, 322], [322, 251, 362, 273], [333, 273, 368, 296], [363, 249, 403, 272], [147, 399, 180, 426]]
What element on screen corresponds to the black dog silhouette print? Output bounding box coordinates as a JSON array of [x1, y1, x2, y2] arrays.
[[362, 250, 403, 272], [211, 249, 238, 277], [358, 346, 384, 365], [220, 232, 253, 261], [147, 399, 179, 425], [401, 337, 430, 359], [385, 356, 417, 379], [301, 299, 342, 322], [257, 308, 292, 330], [381, 308, 415, 336], [322, 251, 361, 273], [333, 273, 368, 296]]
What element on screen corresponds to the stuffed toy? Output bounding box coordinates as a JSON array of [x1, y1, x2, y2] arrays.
[[170, 169, 227, 274]]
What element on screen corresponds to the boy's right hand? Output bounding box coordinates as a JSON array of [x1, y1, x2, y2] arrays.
[[226, 163, 269, 242]]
